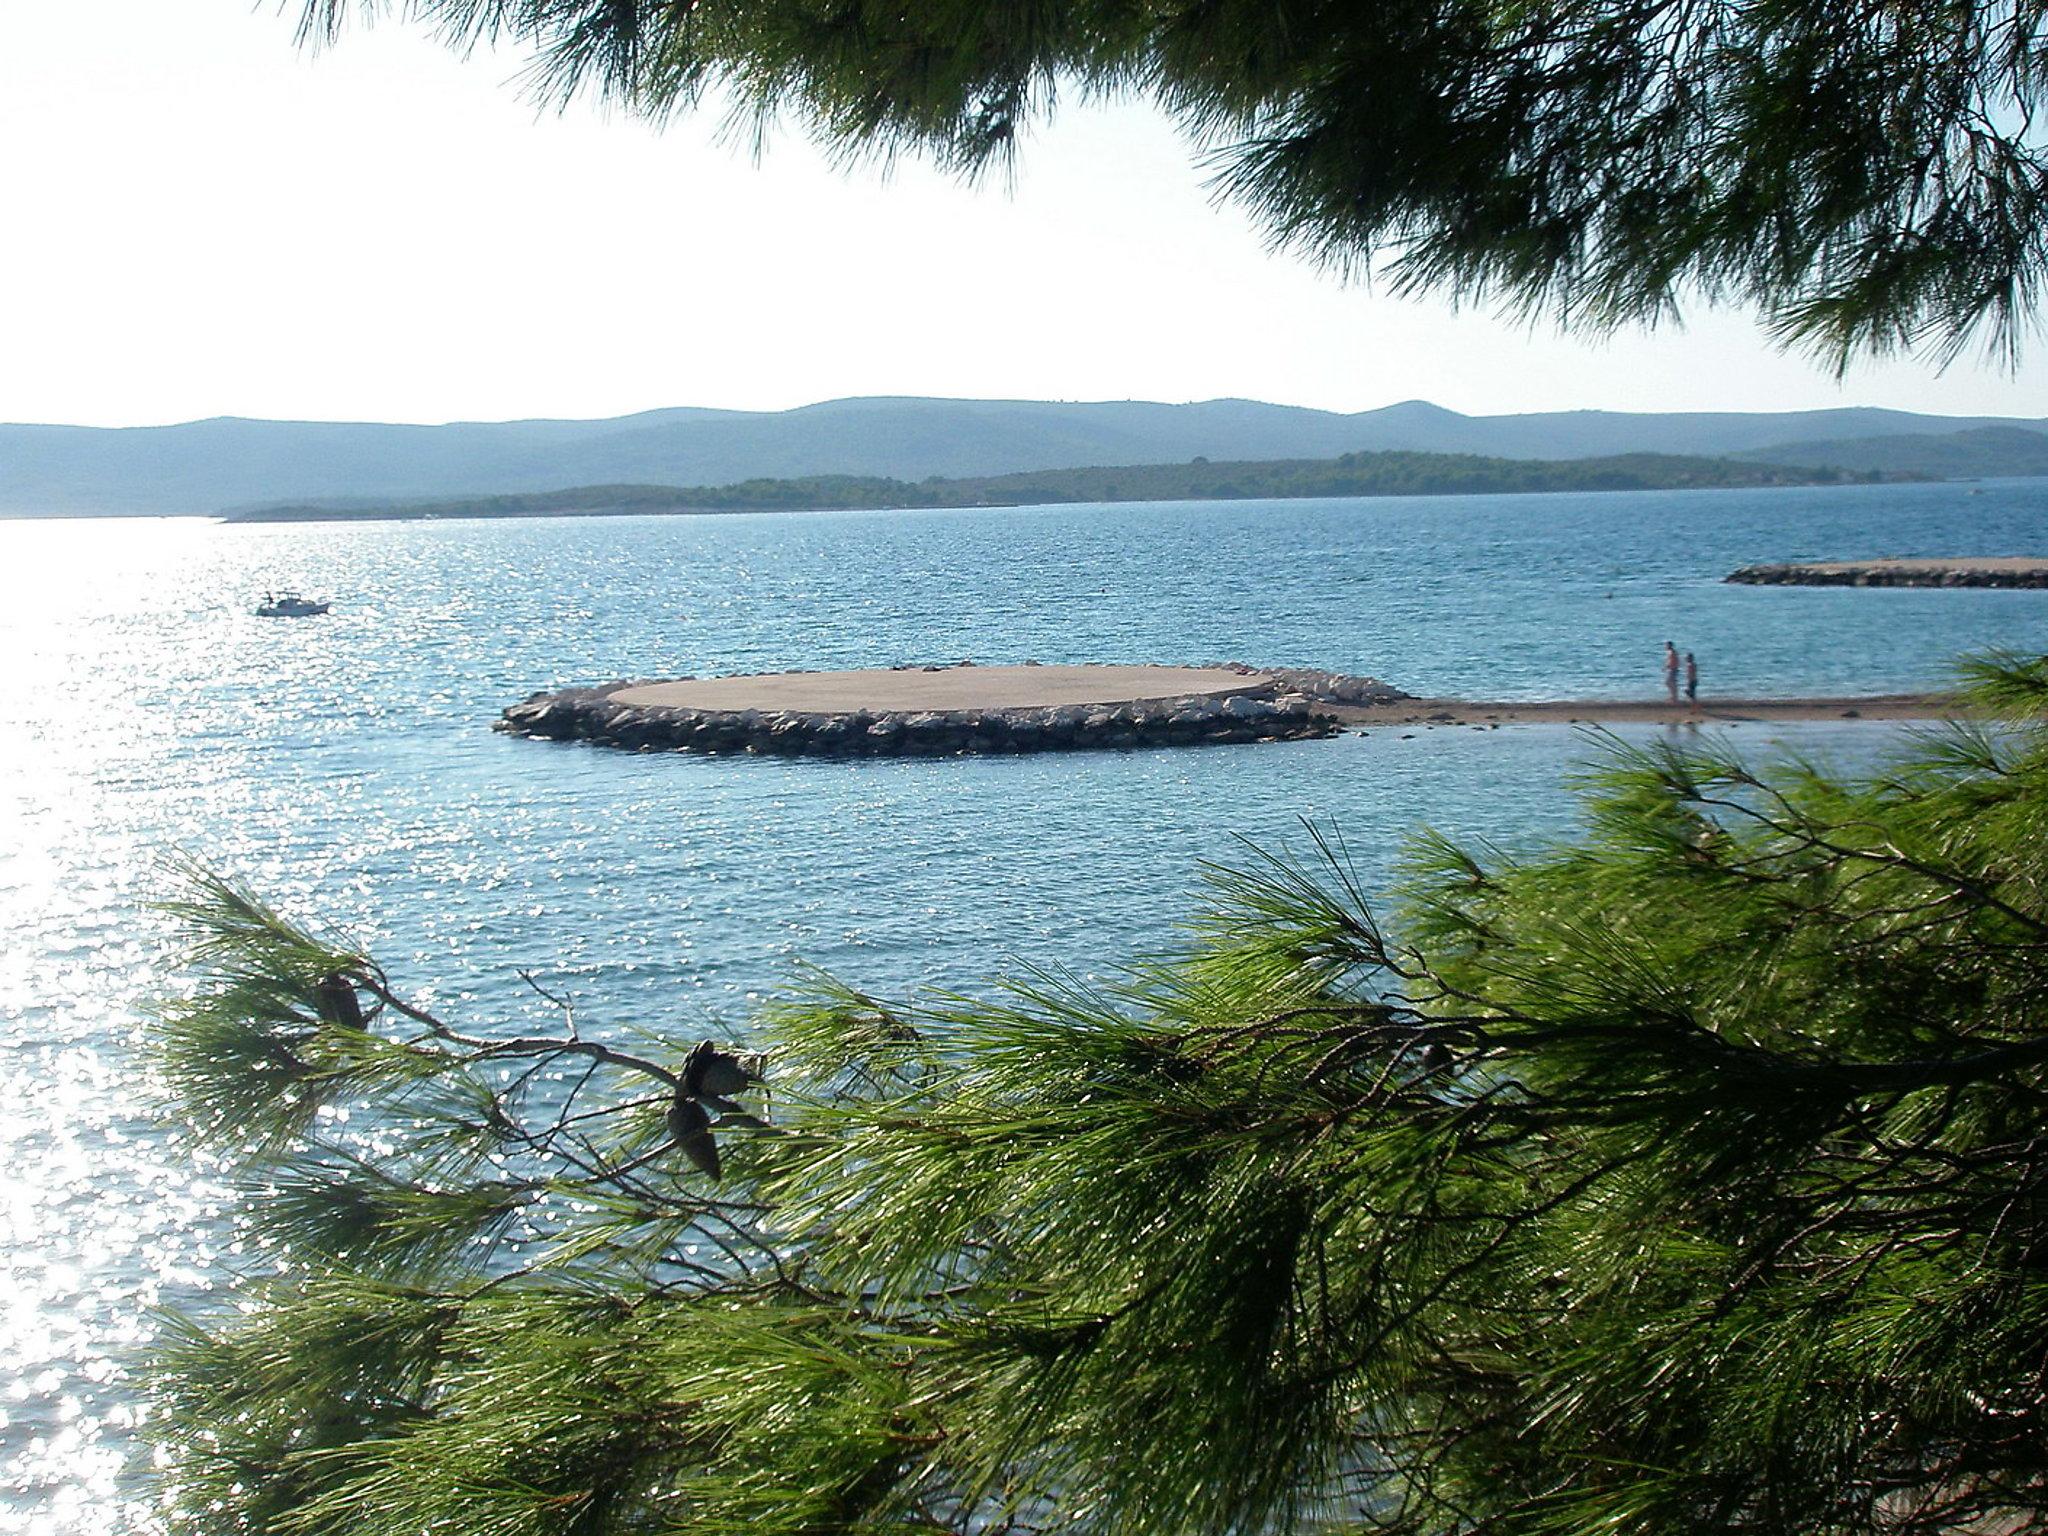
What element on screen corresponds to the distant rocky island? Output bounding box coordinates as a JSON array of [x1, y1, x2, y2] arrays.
[[223, 448, 1886, 524]]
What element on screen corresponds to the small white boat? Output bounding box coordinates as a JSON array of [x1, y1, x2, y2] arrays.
[[256, 591, 331, 618]]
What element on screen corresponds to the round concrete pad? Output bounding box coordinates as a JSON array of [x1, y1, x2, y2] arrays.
[[611, 664, 1272, 716]]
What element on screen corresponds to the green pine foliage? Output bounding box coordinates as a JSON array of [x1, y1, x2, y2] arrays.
[[149, 658, 2048, 1534], [292, 0, 2048, 364]]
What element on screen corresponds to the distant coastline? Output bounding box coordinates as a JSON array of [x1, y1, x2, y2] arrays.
[[221, 447, 1893, 524], [6, 397, 2043, 517]]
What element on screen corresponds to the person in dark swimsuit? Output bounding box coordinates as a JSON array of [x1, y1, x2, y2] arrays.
[[1684, 651, 1698, 707]]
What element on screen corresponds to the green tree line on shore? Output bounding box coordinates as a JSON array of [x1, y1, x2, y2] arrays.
[[227, 448, 1879, 523]]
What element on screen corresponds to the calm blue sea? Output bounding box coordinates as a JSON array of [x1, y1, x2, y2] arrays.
[[4, 478, 2047, 1531]]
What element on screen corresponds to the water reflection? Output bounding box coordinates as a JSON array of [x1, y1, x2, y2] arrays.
[[0, 488, 2037, 1529]]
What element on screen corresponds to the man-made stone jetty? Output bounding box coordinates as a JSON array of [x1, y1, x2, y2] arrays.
[[1727, 558, 2048, 589], [496, 662, 1412, 758]]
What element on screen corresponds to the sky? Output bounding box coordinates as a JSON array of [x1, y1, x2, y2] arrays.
[[1, 1, 2043, 429]]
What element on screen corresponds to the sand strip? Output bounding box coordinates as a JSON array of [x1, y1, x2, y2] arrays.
[[1331, 694, 1956, 726]]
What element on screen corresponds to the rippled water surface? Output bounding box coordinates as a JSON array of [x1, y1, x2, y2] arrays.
[[4, 480, 2047, 1530]]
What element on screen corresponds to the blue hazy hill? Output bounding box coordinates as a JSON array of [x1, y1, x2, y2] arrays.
[[3, 396, 2043, 515]]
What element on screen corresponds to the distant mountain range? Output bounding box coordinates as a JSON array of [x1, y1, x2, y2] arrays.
[[3, 397, 2044, 516]]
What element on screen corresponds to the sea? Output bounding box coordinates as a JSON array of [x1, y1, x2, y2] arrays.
[[4, 477, 2047, 1532]]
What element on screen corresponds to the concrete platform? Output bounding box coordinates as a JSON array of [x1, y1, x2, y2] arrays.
[[611, 664, 1272, 715], [497, 662, 1413, 758]]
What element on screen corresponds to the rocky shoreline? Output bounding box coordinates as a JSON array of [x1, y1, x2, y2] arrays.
[[1727, 558, 2048, 589], [495, 662, 1412, 758]]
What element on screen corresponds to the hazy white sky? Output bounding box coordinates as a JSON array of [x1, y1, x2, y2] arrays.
[[2, 1, 2042, 428]]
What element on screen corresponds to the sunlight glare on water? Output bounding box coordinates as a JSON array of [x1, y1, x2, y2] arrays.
[[0, 481, 2044, 1529]]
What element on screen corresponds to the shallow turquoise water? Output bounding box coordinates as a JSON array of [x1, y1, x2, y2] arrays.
[[2, 479, 2046, 1530]]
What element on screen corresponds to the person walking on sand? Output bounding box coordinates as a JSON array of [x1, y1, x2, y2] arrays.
[[1684, 651, 1699, 709], [1663, 641, 1680, 705]]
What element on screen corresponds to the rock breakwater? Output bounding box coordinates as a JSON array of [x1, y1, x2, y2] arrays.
[[1727, 558, 2048, 589], [1207, 661, 1424, 707], [496, 662, 1410, 758]]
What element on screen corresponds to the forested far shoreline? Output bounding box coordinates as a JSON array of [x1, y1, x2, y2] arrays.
[[221, 447, 1893, 523]]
